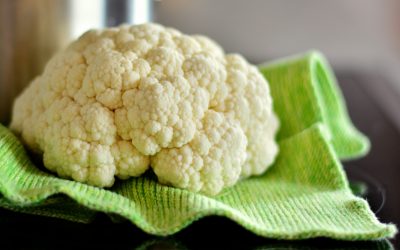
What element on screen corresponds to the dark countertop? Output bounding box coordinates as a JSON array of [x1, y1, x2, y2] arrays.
[[0, 72, 399, 249]]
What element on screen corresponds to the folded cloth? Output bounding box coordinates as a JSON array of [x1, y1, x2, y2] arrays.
[[259, 51, 370, 160], [0, 51, 396, 240]]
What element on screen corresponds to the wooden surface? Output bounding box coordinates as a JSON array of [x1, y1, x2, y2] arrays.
[[0, 0, 71, 124]]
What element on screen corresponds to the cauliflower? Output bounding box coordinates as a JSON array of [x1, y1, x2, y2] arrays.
[[10, 23, 279, 195], [152, 110, 247, 195]]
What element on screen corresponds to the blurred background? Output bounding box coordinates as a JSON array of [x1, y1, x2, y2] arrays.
[[155, 0, 400, 68]]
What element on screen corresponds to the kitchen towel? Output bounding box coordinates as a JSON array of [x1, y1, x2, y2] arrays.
[[0, 51, 396, 240], [260, 51, 370, 160]]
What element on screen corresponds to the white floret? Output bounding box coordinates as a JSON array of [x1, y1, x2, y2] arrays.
[[151, 111, 247, 195], [116, 75, 209, 155], [215, 54, 279, 177], [111, 141, 150, 179]]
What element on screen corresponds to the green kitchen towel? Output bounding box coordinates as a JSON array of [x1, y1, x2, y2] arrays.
[[259, 51, 370, 160], [0, 51, 396, 240]]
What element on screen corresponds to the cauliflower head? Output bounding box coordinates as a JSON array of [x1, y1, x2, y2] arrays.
[[10, 23, 279, 195]]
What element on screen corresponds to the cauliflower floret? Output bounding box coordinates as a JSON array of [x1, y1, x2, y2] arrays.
[[151, 111, 247, 195], [10, 23, 279, 194], [24, 96, 118, 186], [215, 55, 279, 177], [111, 141, 150, 179], [117, 75, 209, 155]]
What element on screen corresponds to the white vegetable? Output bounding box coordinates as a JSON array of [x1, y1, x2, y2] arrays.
[[10, 23, 279, 195]]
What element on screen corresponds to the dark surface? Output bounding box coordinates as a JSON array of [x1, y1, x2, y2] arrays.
[[0, 72, 399, 249], [339, 71, 400, 248]]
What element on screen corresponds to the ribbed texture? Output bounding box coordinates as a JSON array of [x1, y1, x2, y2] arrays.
[[0, 51, 396, 240], [260, 51, 370, 159]]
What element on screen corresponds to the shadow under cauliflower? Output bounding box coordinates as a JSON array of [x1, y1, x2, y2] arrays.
[[10, 23, 279, 195]]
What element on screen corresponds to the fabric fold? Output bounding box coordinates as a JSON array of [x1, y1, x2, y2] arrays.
[[259, 51, 370, 159]]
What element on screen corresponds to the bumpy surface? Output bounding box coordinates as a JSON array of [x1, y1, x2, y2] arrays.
[[10, 23, 279, 195], [152, 111, 247, 195]]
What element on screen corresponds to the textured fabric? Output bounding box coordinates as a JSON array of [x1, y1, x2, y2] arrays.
[[0, 51, 396, 240], [259, 51, 370, 159]]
